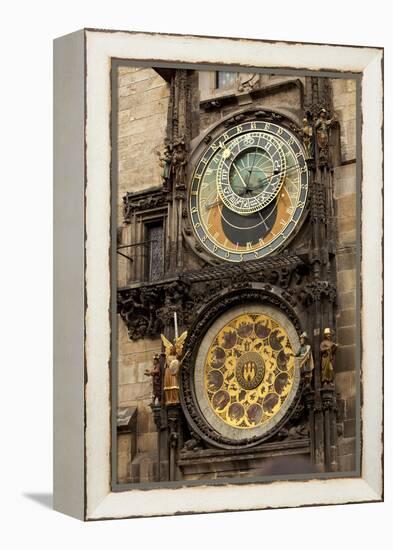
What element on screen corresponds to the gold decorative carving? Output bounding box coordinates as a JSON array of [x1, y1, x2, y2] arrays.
[[161, 331, 188, 405], [204, 312, 296, 429]]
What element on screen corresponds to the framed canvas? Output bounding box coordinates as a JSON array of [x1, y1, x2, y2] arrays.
[[53, 29, 383, 520]]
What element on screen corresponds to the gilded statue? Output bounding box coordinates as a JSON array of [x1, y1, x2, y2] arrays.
[[294, 331, 314, 386], [320, 328, 338, 385], [161, 331, 188, 405], [144, 354, 162, 405]]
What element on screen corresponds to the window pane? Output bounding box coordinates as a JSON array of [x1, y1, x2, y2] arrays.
[[216, 71, 236, 89], [146, 223, 164, 282]]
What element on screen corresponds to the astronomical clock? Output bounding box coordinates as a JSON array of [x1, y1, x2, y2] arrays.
[[119, 69, 341, 482], [178, 115, 312, 463], [189, 121, 308, 262]]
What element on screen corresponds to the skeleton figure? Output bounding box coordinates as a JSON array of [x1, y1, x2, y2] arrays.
[[161, 331, 188, 405]]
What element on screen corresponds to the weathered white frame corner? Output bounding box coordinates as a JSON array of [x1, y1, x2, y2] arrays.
[[82, 30, 383, 520]]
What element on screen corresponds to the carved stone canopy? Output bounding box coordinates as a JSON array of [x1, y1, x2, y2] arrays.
[[118, 253, 310, 340], [123, 186, 167, 222], [117, 250, 336, 342]]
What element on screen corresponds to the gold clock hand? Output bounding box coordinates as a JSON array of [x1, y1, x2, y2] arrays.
[[205, 195, 223, 210]]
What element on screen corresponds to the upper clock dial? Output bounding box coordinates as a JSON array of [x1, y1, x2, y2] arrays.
[[189, 121, 308, 262], [217, 133, 286, 215]]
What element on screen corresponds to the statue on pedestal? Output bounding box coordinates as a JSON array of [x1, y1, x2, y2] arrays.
[[320, 327, 338, 385], [301, 116, 314, 160], [161, 328, 188, 406], [294, 331, 314, 386], [315, 108, 333, 163], [172, 138, 187, 189], [144, 354, 162, 405], [158, 140, 172, 191]]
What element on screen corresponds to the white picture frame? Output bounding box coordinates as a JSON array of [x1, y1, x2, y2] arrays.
[[53, 29, 383, 520]]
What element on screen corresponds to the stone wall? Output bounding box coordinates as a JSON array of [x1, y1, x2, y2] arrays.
[[116, 66, 169, 482], [117, 318, 161, 483], [117, 66, 170, 198], [198, 71, 306, 132], [332, 78, 357, 471]]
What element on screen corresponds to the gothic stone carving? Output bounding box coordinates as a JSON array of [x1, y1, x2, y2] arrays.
[[117, 254, 326, 341], [315, 108, 334, 164], [123, 187, 167, 222], [157, 137, 188, 192], [117, 286, 164, 340]]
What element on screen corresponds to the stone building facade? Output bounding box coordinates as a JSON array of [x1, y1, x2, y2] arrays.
[[115, 65, 357, 483], [116, 66, 168, 482], [331, 79, 357, 472]]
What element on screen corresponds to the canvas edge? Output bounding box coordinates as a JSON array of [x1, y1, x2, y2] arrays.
[[53, 29, 86, 521]]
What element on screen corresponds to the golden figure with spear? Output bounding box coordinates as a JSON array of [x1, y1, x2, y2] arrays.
[[161, 312, 188, 405]]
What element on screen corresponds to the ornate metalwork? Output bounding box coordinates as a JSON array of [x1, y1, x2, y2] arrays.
[[236, 351, 265, 391], [204, 312, 297, 430], [146, 224, 164, 282], [180, 287, 305, 449]]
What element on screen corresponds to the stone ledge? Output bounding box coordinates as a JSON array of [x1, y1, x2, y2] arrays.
[[178, 439, 310, 467], [117, 406, 137, 433]]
